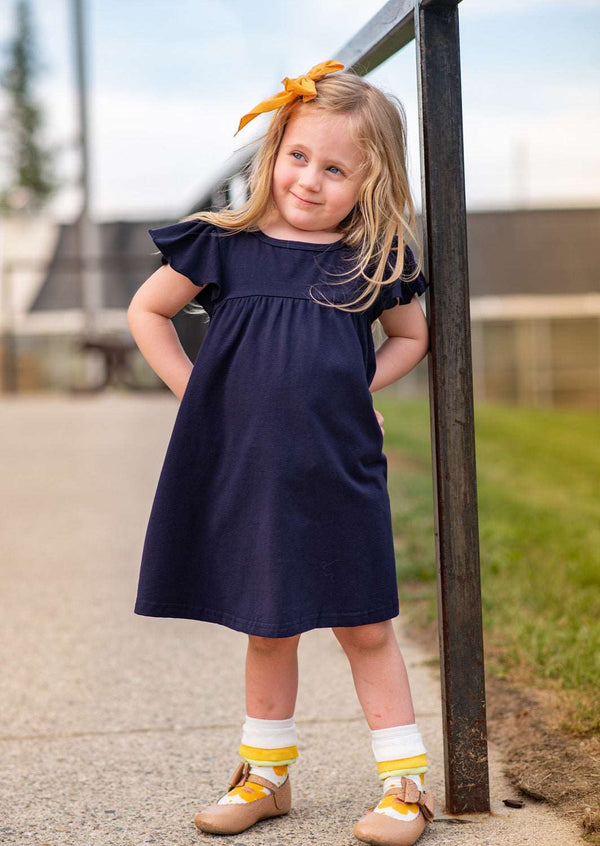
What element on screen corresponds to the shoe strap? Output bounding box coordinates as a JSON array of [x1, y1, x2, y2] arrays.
[[227, 761, 282, 793], [244, 773, 282, 791], [382, 776, 435, 824]]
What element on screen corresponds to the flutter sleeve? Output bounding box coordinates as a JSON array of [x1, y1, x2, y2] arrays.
[[148, 219, 223, 303], [373, 242, 429, 319]]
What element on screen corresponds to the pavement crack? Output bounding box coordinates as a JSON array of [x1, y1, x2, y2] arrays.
[[0, 714, 390, 743]]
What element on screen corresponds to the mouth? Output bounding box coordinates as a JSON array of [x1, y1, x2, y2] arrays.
[[291, 192, 320, 206]]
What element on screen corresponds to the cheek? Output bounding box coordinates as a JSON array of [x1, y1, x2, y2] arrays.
[[273, 160, 292, 193], [334, 185, 360, 212]]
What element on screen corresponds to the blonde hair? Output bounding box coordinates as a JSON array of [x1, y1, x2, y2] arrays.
[[184, 70, 423, 315]]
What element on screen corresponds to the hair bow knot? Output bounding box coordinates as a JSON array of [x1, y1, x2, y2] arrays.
[[235, 60, 345, 135]]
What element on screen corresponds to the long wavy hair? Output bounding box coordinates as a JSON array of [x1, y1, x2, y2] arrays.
[[183, 70, 423, 315]]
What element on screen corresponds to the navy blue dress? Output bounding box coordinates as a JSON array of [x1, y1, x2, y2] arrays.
[[134, 220, 428, 637]]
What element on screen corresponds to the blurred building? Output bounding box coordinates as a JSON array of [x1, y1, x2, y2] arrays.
[[0, 207, 598, 409], [0, 215, 203, 392], [404, 207, 600, 409]]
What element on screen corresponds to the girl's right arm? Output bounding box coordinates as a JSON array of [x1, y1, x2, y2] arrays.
[[127, 264, 206, 401]]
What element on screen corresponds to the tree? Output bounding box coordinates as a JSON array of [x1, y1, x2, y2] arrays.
[[0, 0, 57, 211]]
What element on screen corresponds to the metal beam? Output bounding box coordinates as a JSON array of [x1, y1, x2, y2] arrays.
[[72, 0, 102, 337], [336, 0, 414, 74], [420, 0, 462, 8], [415, 0, 490, 814]]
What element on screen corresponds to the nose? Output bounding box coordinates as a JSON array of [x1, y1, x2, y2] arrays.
[[297, 165, 321, 193]]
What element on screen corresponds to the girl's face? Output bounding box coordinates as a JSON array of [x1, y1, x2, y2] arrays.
[[268, 108, 365, 240]]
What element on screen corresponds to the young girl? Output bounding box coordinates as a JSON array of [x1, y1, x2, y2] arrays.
[[128, 61, 433, 846]]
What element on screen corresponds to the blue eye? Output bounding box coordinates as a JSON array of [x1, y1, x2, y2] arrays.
[[290, 152, 342, 175]]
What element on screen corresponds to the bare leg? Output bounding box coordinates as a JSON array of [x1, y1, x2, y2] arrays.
[[332, 620, 415, 729], [245, 634, 301, 719]]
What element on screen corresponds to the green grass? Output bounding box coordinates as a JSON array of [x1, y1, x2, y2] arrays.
[[376, 396, 600, 735]]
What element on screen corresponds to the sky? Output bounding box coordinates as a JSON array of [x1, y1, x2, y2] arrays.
[[0, 0, 599, 222]]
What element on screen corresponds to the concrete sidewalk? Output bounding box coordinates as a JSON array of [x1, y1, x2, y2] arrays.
[[0, 394, 583, 845]]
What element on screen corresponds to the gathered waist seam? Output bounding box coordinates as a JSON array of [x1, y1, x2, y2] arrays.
[[212, 292, 369, 316]]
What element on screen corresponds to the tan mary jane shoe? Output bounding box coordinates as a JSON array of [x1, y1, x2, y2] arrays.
[[194, 761, 291, 835], [353, 775, 435, 846]]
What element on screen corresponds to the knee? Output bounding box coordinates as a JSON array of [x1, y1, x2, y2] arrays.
[[333, 621, 392, 654], [247, 633, 301, 652]]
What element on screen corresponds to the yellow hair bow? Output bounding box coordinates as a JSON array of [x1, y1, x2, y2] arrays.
[[235, 60, 345, 135]]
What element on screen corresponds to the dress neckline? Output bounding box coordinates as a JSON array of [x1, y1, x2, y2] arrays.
[[252, 229, 345, 252]]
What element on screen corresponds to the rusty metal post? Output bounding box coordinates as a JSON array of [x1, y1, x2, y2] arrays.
[[415, 0, 490, 814]]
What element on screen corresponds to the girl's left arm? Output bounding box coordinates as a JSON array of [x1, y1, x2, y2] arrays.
[[369, 297, 429, 394]]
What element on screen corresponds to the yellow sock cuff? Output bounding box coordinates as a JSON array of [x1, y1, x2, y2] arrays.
[[377, 753, 429, 780], [238, 743, 298, 767]]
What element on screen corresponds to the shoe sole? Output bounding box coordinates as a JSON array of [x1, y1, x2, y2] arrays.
[[194, 806, 290, 835]]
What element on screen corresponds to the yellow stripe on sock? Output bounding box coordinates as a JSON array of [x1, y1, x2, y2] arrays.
[[242, 758, 297, 767], [377, 754, 428, 779], [238, 744, 298, 766]]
